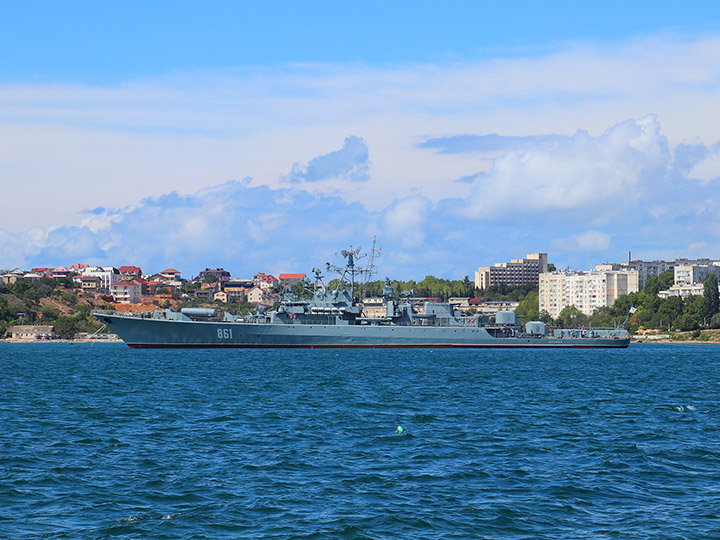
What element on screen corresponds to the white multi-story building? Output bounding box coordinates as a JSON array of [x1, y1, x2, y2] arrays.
[[673, 263, 720, 285], [82, 266, 120, 292], [658, 283, 706, 299], [539, 269, 639, 319], [601, 257, 716, 288], [475, 253, 548, 289]]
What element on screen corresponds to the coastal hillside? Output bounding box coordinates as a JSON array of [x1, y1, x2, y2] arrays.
[[0, 277, 107, 338], [0, 275, 222, 339]]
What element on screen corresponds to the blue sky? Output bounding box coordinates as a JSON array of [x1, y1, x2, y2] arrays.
[[2, 2, 720, 279]]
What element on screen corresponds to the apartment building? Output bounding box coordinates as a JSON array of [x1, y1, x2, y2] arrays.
[[539, 269, 639, 319], [674, 263, 720, 285], [474, 253, 548, 289], [601, 257, 715, 288]]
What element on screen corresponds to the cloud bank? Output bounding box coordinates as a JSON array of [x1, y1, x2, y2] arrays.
[[2, 33, 720, 276], [2, 115, 719, 278]]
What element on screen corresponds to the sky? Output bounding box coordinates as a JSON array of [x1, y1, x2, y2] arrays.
[[2, 1, 720, 279]]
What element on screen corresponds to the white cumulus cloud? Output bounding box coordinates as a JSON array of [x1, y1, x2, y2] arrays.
[[463, 115, 671, 223]]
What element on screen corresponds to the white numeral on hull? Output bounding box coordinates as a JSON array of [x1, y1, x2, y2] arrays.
[[217, 328, 233, 339]]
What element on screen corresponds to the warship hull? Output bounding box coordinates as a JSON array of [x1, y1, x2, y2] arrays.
[[96, 313, 631, 349]]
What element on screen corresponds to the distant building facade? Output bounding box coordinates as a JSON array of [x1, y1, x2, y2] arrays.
[[11, 325, 55, 340], [471, 300, 521, 316], [110, 280, 142, 304], [278, 273, 307, 286], [82, 266, 120, 292], [253, 273, 279, 291], [539, 269, 639, 319], [474, 253, 548, 289], [658, 283, 706, 299], [195, 268, 231, 284], [601, 257, 716, 288], [673, 263, 720, 285], [223, 280, 253, 300], [247, 286, 264, 304], [118, 266, 143, 278], [81, 275, 102, 292]]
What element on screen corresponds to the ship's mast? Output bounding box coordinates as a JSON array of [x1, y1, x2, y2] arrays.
[[327, 246, 364, 298], [362, 235, 381, 293]]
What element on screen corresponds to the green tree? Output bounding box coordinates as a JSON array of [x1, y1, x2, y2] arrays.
[[557, 305, 586, 327], [709, 313, 720, 329], [54, 316, 78, 338], [657, 296, 684, 329], [586, 306, 616, 328], [11, 280, 40, 302], [643, 269, 674, 296], [514, 289, 539, 321], [702, 273, 719, 323], [675, 314, 700, 331], [538, 310, 554, 324], [291, 281, 314, 300], [40, 305, 60, 322]]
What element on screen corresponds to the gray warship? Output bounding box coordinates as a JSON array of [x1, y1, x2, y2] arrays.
[[94, 247, 630, 349]]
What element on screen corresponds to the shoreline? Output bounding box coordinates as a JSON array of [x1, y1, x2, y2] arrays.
[[0, 339, 124, 344], [633, 339, 720, 345], [2, 338, 719, 346]]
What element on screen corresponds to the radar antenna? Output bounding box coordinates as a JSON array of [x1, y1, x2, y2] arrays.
[[311, 267, 325, 294], [327, 245, 366, 298]]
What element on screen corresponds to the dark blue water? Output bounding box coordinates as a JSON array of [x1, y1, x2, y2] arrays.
[[1, 343, 719, 539]]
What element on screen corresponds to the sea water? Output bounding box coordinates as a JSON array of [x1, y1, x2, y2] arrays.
[[1, 343, 719, 539]]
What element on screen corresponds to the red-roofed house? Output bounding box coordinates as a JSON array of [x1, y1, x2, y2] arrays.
[[161, 268, 181, 279], [253, 272, 279, 291], [52, 266, 70, 278], [278, 273, 307, 286], [119, 266, 142, 277]]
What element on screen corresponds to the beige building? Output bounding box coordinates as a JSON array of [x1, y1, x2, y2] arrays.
[[11, 325, 55, 340], [475, 253, 548, 289], [471, 300, 520, 316], [247, 286, 264, 304], [539, 269, 639, 319], [110, 280, 141, 304]]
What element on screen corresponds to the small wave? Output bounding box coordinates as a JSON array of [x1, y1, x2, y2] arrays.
[[669, 405, 696, 412], [411, 413, 438, 422]]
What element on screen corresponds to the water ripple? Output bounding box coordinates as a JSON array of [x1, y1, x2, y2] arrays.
[[1, 343, 719, 538]]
